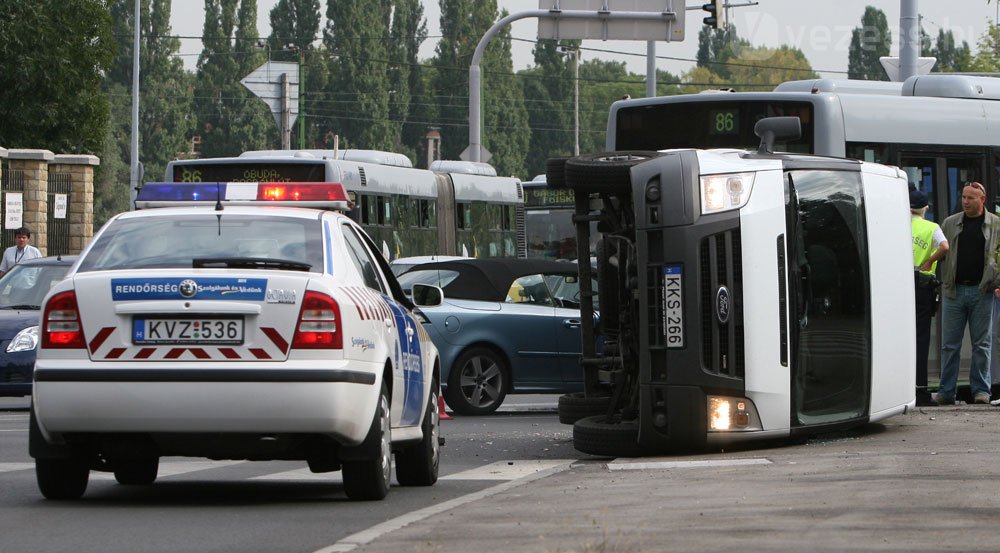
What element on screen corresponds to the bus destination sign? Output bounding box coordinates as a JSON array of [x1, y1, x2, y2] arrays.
[[173, 163, 326, 183]]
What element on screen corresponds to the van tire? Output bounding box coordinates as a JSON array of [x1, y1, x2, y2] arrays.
[[565, 151, 660, 194], [573, 414, 648, 457], [558, 392, 612, 425]]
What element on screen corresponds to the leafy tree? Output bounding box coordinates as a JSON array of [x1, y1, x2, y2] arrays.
[[696, 24, 749, 80], [0, 0, 114, 153], [970, 22, 1000, 72], [389, 0, 428, 160], [480, 9, 529, 178], [323, 0, 395, 150], [267, 0, 324, 147], [520, 39, 577, 176], [929, 29, 973, 72], [106, 0, 193, 184], [194, 0, 274, 158], [848, 6, 891, 80]]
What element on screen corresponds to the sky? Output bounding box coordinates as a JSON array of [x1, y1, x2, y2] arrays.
[[169, 0, 999, 78]]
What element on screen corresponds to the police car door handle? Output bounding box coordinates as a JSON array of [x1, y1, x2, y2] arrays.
[[563, 319, 581, 328]]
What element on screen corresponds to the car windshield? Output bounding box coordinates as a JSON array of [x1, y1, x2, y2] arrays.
[[396, 269, 461, 291], [77, 215, 324, 272], [0, 264, 70, 309]]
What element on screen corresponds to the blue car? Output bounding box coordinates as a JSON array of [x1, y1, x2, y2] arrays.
[[397, 258, 597, 415], [0, 256, 76, 397]]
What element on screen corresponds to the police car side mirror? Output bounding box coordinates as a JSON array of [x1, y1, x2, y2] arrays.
[[411, 284, 443, 307]]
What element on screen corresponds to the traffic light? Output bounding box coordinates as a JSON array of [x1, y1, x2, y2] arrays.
[[702, 1, 728, 29]]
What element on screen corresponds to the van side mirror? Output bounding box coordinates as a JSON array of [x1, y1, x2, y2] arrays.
[[411, 283, 443, 307]]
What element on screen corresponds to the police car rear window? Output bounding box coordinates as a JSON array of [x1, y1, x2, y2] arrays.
[[77, 215, 324, 272]]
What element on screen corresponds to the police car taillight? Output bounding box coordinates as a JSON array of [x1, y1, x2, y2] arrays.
[[292, 291, 343, 349], [135, 182, 353, 210], [42, 291, 87, 349]]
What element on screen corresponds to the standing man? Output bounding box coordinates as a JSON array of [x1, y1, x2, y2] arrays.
[[938, 182, 998, 405], [910, 188, 948, 406], [0, 227, 41, 277]]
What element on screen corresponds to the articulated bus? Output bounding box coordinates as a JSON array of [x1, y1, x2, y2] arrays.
[[165, 150, 526, 261]]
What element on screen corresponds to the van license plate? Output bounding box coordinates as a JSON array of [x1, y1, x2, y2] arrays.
[[663, 265, 683, 348], [133, 317, 244, 345]]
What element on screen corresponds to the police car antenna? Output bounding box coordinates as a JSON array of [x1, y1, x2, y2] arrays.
[[214, 182, 224, 212]]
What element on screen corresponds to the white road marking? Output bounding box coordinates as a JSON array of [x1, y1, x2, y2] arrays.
[[0, 462, 34, 473], [441, 459, 574, 480], [607, 457, 772, 471], [313, 461, 574, 553], [250, 468, 342, 482], [0, 429, 27, 432]]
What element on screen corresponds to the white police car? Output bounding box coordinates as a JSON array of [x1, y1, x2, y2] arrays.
[[30, 182, 442, 501]]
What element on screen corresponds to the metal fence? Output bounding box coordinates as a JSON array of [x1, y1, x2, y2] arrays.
[[46, 171, 72, 256]]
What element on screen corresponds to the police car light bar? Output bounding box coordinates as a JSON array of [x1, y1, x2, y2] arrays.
[[135, 182, 354, 210]]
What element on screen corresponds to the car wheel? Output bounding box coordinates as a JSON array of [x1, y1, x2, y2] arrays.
[[36, 458, 89, 500], [342, 383, 392, 500], [114, 458, 159, 485], [573, 414, 648, 457], [558, 392, 612, 425], [564, 151, 661, 194], [395, 384, 441, 486], [444, 347, 509, 415]]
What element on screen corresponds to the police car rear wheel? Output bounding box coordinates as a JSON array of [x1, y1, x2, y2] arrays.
[[113, 458, 159, 485], [343, 384, 392, 500], [36, 458, 89, 500], [564, 151, 660, 194], [395, 385, 440, 486], [445, 347, 509, 415]]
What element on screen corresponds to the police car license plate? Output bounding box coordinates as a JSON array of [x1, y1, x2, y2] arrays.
[[663, 265, 683, 348], [133, 317, 244, 345]]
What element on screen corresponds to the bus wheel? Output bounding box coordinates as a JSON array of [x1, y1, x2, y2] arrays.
[[558, 392, 612, 425], [565, 151, 660, 194], [545, 157, 570, 188], [444, 347, 509, 415], [573, 414, 649, 457]]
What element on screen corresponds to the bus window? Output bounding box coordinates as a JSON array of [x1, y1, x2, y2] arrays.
[[900, 157, 937, 221]]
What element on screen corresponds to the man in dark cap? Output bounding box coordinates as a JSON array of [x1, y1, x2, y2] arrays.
[[910, 187, 948, 406]]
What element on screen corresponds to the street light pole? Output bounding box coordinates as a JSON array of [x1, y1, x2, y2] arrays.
[[129, 0, 140, 204], [561, 46, 580, 156]]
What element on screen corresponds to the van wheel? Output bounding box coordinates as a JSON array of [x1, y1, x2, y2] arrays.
[[36, 458, 89, 500], [573, 414, 648, 457], [444, 347, 508, 415], [558, 392, 612, 425], [114, 458, 159, 485], [565, 151, 660, 194], [343, 384, 392, 500], [395, 385, 441, 486]]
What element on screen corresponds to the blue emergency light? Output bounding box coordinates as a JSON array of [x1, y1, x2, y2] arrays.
[[135, 182, 353, 210]]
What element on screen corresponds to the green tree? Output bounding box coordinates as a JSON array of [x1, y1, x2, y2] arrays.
[[389, 0, 428, 160], [847, 6, 891, 80], [970, 22, 1000, 72], [323, 0, 395, 150], [929, 29, 973, 72], [520, 39, 577, 176], [107, 0, 194, 183], [696, 24, 749, 80], [0, 0, 114, 153], [267, 0, 324, 147], [480, 9, 529, 178], [194, 0, 274, 158]]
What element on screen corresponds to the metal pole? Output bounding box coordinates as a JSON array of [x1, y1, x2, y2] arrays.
[[298, 49, 305, 149], [281, 73, 291, 150], [899, 0, 918, 81], [573, 49, 580, 156], [129, 0, 140, 203], [646, 41, 656, 97], [468, 9, 678, 162]]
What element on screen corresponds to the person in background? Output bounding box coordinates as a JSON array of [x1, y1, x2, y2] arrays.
[[910, 188, 948, 406], [937, 182, 997, 405], [0, 227, 42, 277]]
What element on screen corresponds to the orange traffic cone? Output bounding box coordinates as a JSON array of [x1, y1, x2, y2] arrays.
[[438, 389, 453, 420]]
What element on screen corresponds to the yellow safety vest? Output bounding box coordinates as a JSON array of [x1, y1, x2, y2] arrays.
[[912, 216, 939, 276]]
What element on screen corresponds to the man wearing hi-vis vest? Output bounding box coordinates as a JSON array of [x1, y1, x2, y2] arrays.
[[910, 188, 949, 406]]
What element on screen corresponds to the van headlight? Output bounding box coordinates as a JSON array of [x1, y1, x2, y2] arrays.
[[707, 395, 763, 432], [7, 326, 39, 353], [700, 173, 755, 215]]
